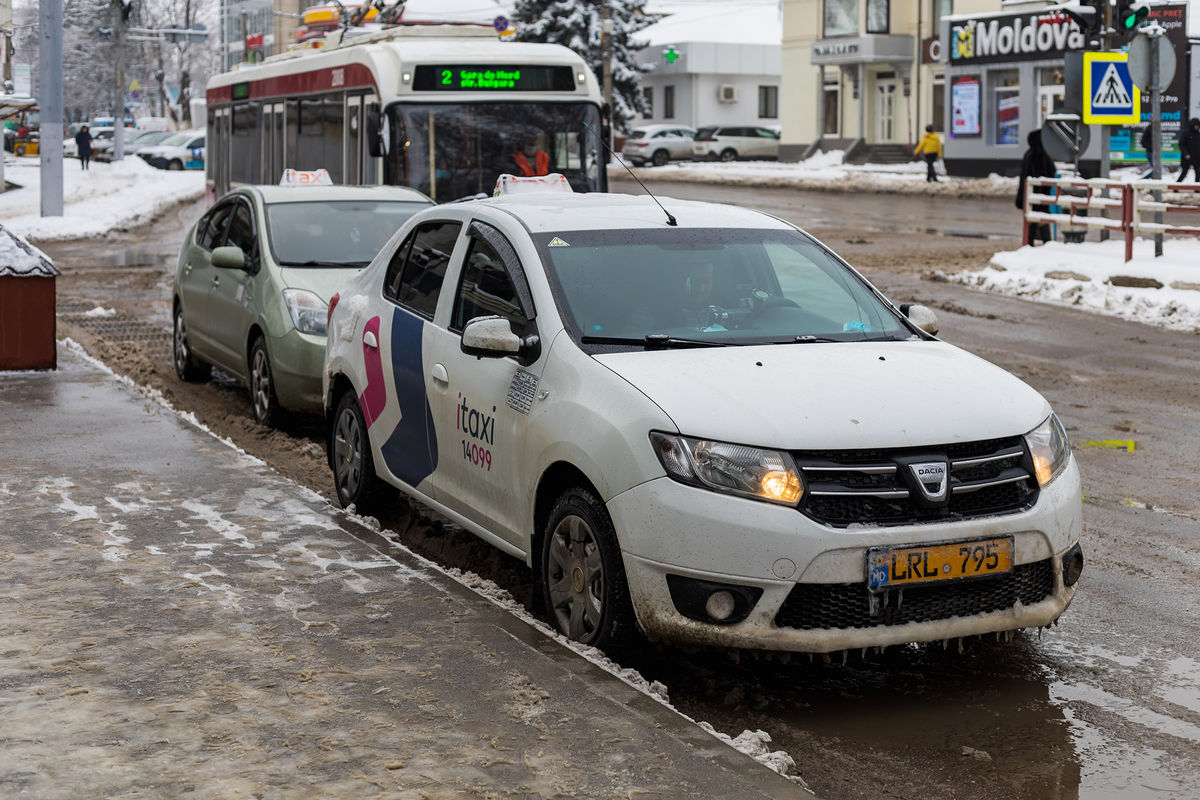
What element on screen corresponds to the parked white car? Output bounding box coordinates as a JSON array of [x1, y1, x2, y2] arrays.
[[621, 125, 697, 167], [321, 179, 1083, 654], [692, 125, 781, 162], [138, 129, 205, 170]]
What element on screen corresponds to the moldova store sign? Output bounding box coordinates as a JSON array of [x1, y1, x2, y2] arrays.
[[950, 11, 1087, 65]]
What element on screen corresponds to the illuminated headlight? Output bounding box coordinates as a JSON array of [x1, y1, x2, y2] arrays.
[[649, 432, 803, 506], [282, 289, 328, 336], [1025, 413, 1071, 487]]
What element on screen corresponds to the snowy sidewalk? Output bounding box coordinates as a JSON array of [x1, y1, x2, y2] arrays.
[[948, 238, 1200, 333], [0, 156, 204, 242]]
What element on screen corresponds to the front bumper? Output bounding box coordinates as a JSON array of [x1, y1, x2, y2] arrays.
[[267, 329, 327, 415], [606, 457, 1082, 652]]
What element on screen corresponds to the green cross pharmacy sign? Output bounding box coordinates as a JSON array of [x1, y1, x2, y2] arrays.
[[663, 46, 680, 64]]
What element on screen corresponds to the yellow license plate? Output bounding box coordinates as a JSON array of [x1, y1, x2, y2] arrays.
[[867, 537, 1013, 590]]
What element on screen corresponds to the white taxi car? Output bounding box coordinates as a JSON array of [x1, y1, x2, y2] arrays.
[[323, 180, 1083, 653]]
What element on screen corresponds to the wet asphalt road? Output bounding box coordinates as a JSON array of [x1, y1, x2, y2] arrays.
[[42, 182, 1200, 799]]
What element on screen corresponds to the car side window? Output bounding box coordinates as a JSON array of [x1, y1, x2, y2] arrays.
[[451, 224, 531, 337], [197, 203, 234, 251], [225, 201, 256, 256], [385, 221, 460, 319], [190, 137, 205, 149]]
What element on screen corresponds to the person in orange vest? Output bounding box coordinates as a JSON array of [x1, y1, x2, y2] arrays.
[[513, 135, 549, 176], [913, 124, 943, 183]]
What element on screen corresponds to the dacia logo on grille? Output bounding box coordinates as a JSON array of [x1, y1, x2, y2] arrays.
[[909, 461, 949, 503]]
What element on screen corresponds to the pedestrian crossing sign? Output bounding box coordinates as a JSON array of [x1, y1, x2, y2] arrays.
[[1083, 52, 1140, 125]]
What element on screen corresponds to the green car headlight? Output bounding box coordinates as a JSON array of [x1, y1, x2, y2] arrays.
[[283, 289, 328, 336], [1025, 414, 1071, 487], [650, 432, 803, 506]]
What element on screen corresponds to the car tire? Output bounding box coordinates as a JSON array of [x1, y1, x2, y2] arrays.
[[249, 336, 282, 427], [167, 159, 183, 171], [651, 149, 670, 167], [173, 305, 211, 382], [540, 487, 636, 651], [719, 148, 738, 162], [15, 144, 25, 157], [330, 390, 382, 514]]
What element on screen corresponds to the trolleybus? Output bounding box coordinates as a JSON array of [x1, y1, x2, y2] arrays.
[[204, 25, 607, 202]]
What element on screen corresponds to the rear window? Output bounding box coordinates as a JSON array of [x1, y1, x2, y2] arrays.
[[629, 129, 646, 139], [695, 127, 717, 140]]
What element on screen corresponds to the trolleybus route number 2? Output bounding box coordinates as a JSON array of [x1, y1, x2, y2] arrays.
[[442, 69, 521, 89]]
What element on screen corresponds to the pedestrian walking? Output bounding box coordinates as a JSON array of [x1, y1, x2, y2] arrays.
[[75, 125, 93, 171], [1015, 130, 1057, 245], [1178, 118, 1200, 182], [913, 124, 943, 183], [1140, 125, 1157, 179]]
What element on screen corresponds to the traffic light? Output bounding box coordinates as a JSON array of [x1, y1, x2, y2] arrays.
[[1116, 0, 1150, 31], [1061, 0, 1103, 36]]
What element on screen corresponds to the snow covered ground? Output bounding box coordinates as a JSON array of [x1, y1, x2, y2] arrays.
[[0, 156, 204, 242], [950, 238, 1200, 333]]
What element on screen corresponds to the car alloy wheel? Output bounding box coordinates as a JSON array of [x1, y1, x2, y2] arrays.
[[168, 159, 183, 171], [541, 487, 634, 650], [249, 336, 280, 427], [719, 148, 738, 162], [331, 390, 380, 512], [172, 306, 210, 382], [652, 149, 669, 167]]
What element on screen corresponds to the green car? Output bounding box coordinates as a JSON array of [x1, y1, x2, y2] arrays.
[[171, 184, 433, 426]]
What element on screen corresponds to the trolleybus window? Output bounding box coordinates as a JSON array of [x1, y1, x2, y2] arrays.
[[385, 102, 603, 201]]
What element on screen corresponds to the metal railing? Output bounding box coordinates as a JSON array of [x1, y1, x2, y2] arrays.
[[1022, 177, 1200, 261]]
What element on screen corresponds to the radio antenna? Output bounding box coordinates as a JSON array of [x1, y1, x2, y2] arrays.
[[583, 120, 676, 226]]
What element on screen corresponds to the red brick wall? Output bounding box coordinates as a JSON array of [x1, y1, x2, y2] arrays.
[[0, 276, 57, 370]]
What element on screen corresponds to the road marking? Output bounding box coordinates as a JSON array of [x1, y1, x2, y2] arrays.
[[1079, 439, 1135, 452]]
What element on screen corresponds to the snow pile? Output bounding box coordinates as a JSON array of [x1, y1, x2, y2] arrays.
[[0, 224, 57, 276], [948, 238, 1200, 332], [639, 1, 780, 46], [0, 157, 204, 242], [640, 155, 1018, 198], [698, 724, 800, 780]]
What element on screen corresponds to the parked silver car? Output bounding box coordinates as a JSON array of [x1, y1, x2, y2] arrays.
[[621, 125, 697, 167], [692, 125, 781, 162]]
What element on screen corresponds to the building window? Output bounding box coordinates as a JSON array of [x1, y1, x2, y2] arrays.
[[931, 74, 945, 132], [992, 69, 1020, 145], [758, 86, 779, 119], [867, 0, 889, 34], [664, 85, 675, 119], [643, 86, 653, 117], [823, 0, 857, 37], [823, 82, 840, 135]]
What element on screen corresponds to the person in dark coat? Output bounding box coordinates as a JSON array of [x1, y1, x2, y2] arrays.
[[1015, 130, 1056, 245], [1178, 118, 1200, 182], [75, 125, 93, 171]]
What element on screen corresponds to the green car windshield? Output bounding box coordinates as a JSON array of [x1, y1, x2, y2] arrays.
[[266, 200, 430, 268], [536, 227, 911, 347]]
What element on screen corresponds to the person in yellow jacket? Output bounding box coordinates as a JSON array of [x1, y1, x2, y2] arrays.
[[914, 124, 943, 183]]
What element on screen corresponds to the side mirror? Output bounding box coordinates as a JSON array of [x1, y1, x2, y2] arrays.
[[900, 303, 940, 336], [212, 245, 248, 270], [461, 316, 539, 363], [367, 110, 389, 157]]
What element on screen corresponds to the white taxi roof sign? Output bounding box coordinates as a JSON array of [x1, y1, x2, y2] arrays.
[[280, 169, 334, 186], [493, 173, 573, 197]]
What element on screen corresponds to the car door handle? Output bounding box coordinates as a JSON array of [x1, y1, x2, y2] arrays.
[[430, 363, 448, 383], [363, 330, 378, 349], [210, 275, 220, 287]]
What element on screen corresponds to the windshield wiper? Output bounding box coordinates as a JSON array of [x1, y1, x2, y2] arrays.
[[581, 334, 727, 350], [279, 259, 369, 268]]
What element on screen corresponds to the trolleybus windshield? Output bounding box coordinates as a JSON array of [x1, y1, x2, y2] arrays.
[[384, 101, 603, 200]]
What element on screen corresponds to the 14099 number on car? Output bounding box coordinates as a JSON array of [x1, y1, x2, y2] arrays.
[[868, 537, 1014, 591]]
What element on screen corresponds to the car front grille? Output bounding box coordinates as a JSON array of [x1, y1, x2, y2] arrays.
[[774, 559, 1057, 631], [793, 436, 1038, 527]]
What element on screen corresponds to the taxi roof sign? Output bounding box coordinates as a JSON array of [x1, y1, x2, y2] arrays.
[[280, 169, 334, 186], [493, 173, 573, 196]]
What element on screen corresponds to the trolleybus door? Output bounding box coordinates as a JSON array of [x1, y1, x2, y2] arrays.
[[262, 102, 285, 184], [212, 107, 232, 197], [344, 94, 380, 185]]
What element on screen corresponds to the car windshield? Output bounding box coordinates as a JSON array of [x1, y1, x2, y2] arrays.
[[134, 132, 169, 145], [385, 102, 604, 200], [536, 228, 911, 348], [265, 200, 430, 267], [159, 132, 193, 147]]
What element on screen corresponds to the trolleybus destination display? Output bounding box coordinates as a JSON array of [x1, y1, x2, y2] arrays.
[[412, 65, 577, 92]]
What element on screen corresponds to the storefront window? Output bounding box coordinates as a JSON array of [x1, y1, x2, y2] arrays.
[[931, 74, 945, 132], [867, 0, 889, 34], [823, 82, 840, 135], [824, 0, 857, 37], [951, 75, 980, 137], [1038, 67, 1064, 125], [993, 69, 1020, 145]]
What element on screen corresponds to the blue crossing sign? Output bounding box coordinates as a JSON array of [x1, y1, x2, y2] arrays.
[[1082, 52, 1140, 125]]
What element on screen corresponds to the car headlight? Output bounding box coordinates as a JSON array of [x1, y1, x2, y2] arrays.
[[282, 289, 328, 336], [1025, 413, 1071, 487], [649, 432, 803, 506]]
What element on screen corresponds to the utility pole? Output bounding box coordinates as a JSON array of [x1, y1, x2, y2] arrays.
[[113, 0, 129, 161], [2, 0, 13, 195], [241, 10, 248, 63], [600, 1, 613, 146], [1148, 27, 1163, 256], [40, 0, 64, 216]]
